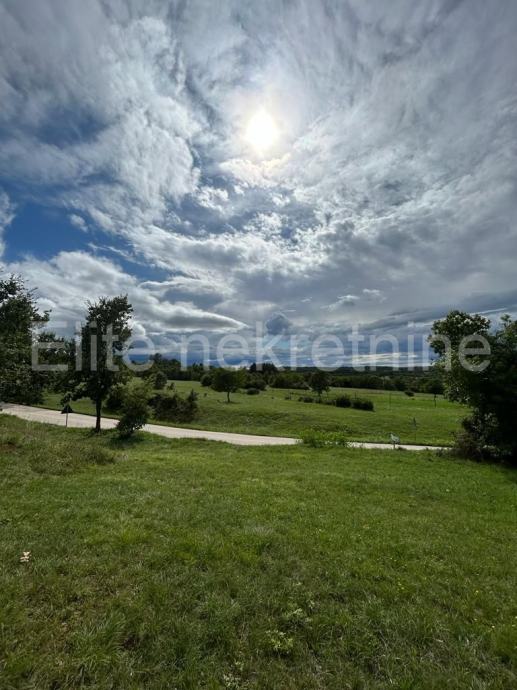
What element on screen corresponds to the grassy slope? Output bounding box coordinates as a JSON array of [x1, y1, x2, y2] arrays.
[[41, 381, 465, 445], [1, 415, 516, 689]]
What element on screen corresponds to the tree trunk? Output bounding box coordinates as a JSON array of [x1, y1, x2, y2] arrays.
[[227, 390, 231, 403], [95, 398, 102, 433]]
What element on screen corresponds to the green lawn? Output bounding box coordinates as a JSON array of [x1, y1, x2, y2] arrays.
[[1, 415, 516, 688], [41, 381, 465, 445]]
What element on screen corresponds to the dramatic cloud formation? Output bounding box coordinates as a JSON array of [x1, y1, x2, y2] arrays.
[[0, 0, 516, 363]]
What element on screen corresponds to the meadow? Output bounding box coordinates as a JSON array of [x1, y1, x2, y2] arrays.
[[0, 414, 516, 688], [41, 381, 465, 446]]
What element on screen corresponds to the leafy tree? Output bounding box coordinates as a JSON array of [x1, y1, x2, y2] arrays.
[[430, 311, 517, 460], [117, 379, 150, 438], [72, 296, 133, 432], [0, 275, 49, 403], [309, 370, 330, 401], [211, 368, 246, 403]]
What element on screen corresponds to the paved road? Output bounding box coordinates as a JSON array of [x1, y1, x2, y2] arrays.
[[1, 404, 446, 451]]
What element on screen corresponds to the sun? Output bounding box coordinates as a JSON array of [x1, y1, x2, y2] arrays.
[[245, 109, 279, 154]]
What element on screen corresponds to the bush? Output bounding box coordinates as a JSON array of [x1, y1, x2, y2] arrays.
[[150, 390, 198, 423], [298, 395, 315, 403], [117, 380, 151, 438], [301, 430, 349, 447], [154, 370, 168, 390], [246, 387, 261, 395], [334, 394, 352, 408], [352, 398, 374, 411], [405, 390, 415, 397], [244, 376, 267, 390], [200, 373, 212, 387]]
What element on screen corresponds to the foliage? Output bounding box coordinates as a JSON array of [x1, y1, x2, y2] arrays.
[[72, 295, 133, 432], [243, 374, 267, 390], [117, 379, 151, 438], [352, 397, 374, 411], [149, 389, 198, 423], [246, 387, 261, 395], [298, 395, 315, 403], [334, 394, 352, 408], [430, 311, 517, 460], [309, 370, 330, 400], [271, 372, 308, 390], [153, 370, 168, 390], [105, 383, 125, 412], [0, 274, 50, 403], [211, 368, 246, 402], [200, 373, 212, 387], [300, 429, 349, 447]]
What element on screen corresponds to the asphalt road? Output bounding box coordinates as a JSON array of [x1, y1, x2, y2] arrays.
[[1, 404, 445, 451]]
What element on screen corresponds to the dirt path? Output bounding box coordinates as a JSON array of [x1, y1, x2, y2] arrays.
[[1, 404, 445, 451]]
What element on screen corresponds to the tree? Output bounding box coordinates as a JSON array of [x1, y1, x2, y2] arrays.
[[423, 377, 444, 406], [430, 311, 517, 460], [117, 379, 150, 438], [211, 368, 245, 402], [73, 296, 133, 432], [310, 370, 330, 401], [0, 275, 49, 403]]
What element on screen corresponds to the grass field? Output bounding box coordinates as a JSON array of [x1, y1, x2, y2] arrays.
[[0, 415, 516, 688], [41, 381, 465, 445]]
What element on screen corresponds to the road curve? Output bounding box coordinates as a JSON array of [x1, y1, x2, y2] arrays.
[[1, 404, 446, 451]]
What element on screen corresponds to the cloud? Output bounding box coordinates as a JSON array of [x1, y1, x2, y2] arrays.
[[5, 251, 246, 334], [362, 289, 386, 303], [265, 312, 293, 335], [0, 191, 15, 258], [0, 0, 516, 359]]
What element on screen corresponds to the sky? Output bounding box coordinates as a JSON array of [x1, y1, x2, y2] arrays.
[[0, 0, 516, 366]]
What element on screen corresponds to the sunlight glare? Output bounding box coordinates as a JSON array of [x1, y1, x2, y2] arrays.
[[245, 109, 279, 154]]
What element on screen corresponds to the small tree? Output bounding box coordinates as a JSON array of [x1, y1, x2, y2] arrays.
[[117, 379, 150, 438], [211, 368, 245, 403], [310, 370, 330, 402], [73, 295, 133, 432], [154, 370, 168, 390], [424, 378, 444, 406]]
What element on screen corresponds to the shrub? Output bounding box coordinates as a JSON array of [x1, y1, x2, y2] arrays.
[[405, 390, 415, 397], [334, 394, 352, 408], [117, 379, 151, 438], [244, 376, 267, 390], [200, 373, 212, 387], [352, 398, 374, 411], [154, 370, 168, 390], [301, 430, 349, 447], [150, 390, 198, 423], [246, 387, 261, 395], [298, 395, 315, 403]]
